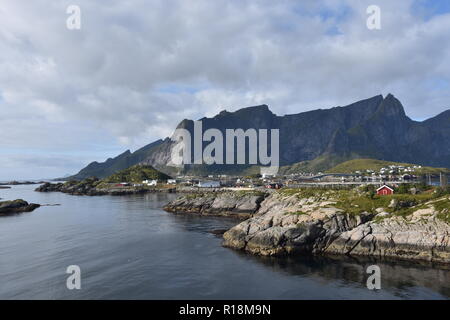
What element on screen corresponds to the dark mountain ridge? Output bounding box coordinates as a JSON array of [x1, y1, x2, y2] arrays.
[[68, 94, 450, 179]]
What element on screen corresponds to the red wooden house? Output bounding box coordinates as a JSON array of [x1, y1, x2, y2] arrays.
[[376, 185, 394, 196]]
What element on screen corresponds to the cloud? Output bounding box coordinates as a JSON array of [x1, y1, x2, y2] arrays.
[[0, 0, 449, 178], [0, 153, 93, 181]]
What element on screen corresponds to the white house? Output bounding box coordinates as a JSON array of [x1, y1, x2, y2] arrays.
[[143, 179, 157, 186], [167, 179, 177, 184]]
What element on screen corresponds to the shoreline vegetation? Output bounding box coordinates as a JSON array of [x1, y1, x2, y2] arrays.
[[164, 185, 450, 264]]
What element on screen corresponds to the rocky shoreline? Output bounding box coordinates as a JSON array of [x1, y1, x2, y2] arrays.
[[0, 181, 46, 186], [35, 180, 175, 196], [35, 180, 238, 197], [163, 191, 267, 219], [0, 199, 40, 216], [164, 188, 450, 264]]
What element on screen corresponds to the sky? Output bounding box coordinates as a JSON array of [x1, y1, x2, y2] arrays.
[[0, 0, 449, 180]]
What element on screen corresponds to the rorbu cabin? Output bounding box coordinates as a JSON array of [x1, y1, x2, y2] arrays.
[[376, 185, 394, 196]]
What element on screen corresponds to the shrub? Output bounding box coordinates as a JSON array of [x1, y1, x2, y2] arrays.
[[434, 186, 450, 198], [396, 184, 410, 194]]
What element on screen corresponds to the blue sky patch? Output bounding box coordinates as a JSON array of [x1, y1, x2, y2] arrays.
[[412, 0, 450, 20]]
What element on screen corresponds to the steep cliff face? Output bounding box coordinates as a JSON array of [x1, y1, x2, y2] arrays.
[[143, 93, 449, 173], [69, 94, 450, 179]]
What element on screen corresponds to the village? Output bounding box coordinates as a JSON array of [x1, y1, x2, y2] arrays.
[[112, 166, 449, 196]]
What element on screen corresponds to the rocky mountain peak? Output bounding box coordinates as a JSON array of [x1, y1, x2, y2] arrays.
[[67, 94, 450, 179], [216, 104, 273, 119], [377, 93, 407, 118]]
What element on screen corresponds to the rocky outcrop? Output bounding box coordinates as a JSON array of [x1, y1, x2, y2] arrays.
[[0, 199, 40, 215], [35, 180, 154, 196], [203, 189, 450, 264], [0, 181, 46, 186], [36, 182, 65, 192], [222, 192, 374, 255], [325, 212, 450, 263], [36, 181, 104, 195], [164, 186, 450, 264], [163, 191, 267, 219]]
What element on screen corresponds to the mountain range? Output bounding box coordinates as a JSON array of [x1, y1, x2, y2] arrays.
[[68, 94, 450, 179]]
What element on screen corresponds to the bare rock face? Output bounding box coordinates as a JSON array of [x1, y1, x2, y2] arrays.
[[0, 199, 40, 215], [221, 192, 450, 264], [325, 215, 450, 263], [164, 189, 450, 263], [222, 192, 373, 256], [163, 192, 267, 219], [70, 94, 450, 180]]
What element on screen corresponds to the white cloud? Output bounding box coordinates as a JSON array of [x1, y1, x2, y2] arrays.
[[0, 0, 449, 179]]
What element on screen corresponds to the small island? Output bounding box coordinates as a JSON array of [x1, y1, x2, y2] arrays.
[[0, 199, 40, 216], [35, 164, 174, 196]]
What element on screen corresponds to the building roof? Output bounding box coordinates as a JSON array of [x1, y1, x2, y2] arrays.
[[376, 185, 394, 192]]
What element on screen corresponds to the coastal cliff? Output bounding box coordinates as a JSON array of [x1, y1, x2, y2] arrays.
[[164, 188, 450, 263]]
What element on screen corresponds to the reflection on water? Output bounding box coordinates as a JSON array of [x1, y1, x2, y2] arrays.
[[242, 254, 450, 299], [0, 185, 449, 300]]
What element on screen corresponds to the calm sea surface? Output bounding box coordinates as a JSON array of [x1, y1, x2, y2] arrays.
[[0, 184, 449, 299]]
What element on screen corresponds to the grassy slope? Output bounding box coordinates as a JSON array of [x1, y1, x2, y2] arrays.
[[278, 187, 450, 223], [102, 165, 172, 183], [278, 154, 354, 175]]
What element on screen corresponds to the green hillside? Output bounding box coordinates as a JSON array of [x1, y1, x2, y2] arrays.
[[102, 165, 172, 183], [278, 154, 352, 174], [327, 159, 450, 175]]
